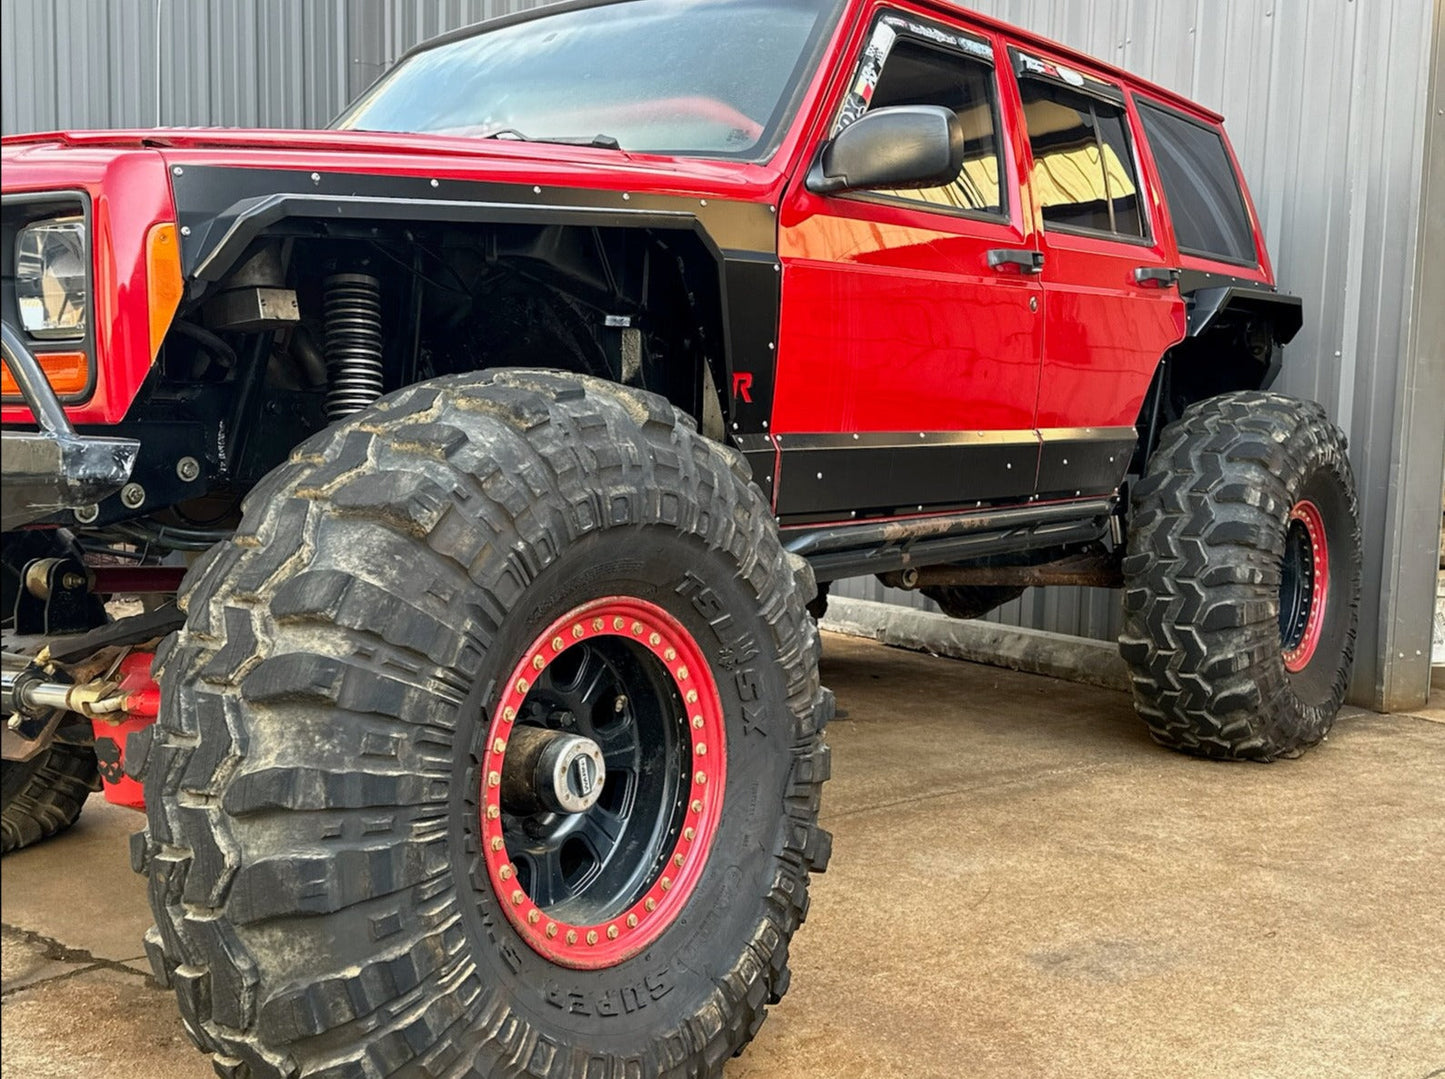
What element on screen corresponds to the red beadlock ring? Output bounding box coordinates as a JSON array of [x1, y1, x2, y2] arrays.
[[1282, 499, 1330, 673], [480, 596, 727, 969]]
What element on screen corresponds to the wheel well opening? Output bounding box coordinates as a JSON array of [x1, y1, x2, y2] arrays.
[[1131, 317, 1279, 473], [146, 219, 731, 491]]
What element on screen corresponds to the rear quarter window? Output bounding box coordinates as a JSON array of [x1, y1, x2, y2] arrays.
[[1137, 100, 1257, 264]]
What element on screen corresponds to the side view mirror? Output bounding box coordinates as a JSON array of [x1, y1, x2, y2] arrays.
[[806, 105, 965, 195]]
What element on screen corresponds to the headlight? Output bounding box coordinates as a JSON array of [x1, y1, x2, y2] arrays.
[[16, 217, 88, 340]]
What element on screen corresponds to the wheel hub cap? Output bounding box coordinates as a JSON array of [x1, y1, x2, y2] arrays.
[[500, 727, 607, 814]]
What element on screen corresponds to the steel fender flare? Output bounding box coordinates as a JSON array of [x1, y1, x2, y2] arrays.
[[1185, 285, 1303, 346]]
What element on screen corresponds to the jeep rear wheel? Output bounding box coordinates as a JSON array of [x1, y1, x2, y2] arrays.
[[1119, 391, 1361, 760], [132, 370, 832, 1079], [1, 733, 99, 853]]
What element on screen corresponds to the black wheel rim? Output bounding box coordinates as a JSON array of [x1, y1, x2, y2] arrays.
[[1279, 518, 1316, 651], [502, 636, 687, 927]]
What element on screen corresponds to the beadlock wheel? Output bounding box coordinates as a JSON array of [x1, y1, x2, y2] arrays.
[[1280, 500, 1329, 673], [483, 597, 727, 969], [133, 371, 832, 1079], [1120, 390, 1361, 761]]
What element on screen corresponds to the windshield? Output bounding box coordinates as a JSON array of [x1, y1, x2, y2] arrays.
[[335, 0, 840, 159]]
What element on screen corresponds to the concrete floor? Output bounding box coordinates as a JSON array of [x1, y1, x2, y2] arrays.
[[2, 632, 1442, 1079]]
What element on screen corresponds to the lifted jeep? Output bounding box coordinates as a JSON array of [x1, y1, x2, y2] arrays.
[[1, 1, 1360, 1076]]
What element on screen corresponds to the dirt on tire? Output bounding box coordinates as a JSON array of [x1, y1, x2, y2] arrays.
[[1119, 390, 1361, 760], [129, 370, 832, 1079]]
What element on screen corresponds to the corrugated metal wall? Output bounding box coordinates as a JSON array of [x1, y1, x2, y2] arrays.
[[3, 0, 1441, 708], [0, 1, 548, 133]]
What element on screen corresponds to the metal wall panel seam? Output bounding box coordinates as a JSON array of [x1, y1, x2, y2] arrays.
[[1374, 0, 1444, 710]]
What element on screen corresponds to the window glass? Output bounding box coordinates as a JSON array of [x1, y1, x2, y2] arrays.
[[1137, 101, 1256, 263], [854, 34, 1004, 215], [1020, 79, 1145, 239], [338, 0, 837, 159]]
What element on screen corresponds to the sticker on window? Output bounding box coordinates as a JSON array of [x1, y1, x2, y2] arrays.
[[837, 21, 897, 131], [880, 14, 993, 61], [1016, 50, 1115, 96]]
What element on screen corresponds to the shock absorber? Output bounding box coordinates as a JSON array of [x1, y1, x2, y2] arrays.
[[322, 272, 385, 420]]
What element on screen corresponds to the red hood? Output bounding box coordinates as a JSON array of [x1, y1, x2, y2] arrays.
[[2, 127, 788, 204]]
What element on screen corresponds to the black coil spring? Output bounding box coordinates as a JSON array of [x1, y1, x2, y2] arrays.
[[322, 273, 384, 420]]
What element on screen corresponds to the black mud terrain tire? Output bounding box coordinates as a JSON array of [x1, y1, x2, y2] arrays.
[[131, 371, 832, 1079], [2, 733, 99, 853], [920, 585, 1024, 621], [1119, 391, 1361, 760]]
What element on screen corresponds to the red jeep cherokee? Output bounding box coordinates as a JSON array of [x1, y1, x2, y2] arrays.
[[1, 1, 1360, 1075]]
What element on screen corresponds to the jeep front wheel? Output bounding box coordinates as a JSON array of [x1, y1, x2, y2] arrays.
[[1119, 391, 1362, 760], [133, 371, 832, 1079]]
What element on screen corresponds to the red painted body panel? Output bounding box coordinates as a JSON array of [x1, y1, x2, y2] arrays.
[[775, 192, 1043, 434], [1017, 54, 1188, 430], [1, 146, 175, 425], [774, 10, 1043, 436], [1033, 230, 1185, 429]]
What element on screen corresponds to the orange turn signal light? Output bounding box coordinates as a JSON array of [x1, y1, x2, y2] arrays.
[[1, 350, 90, 398], [146, 221, 184, 359]]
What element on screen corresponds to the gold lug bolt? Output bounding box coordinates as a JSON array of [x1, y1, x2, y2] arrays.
[[627, 914, 639, 929], [586, 930, 599, 946], [607, 925, 619, 940], [546, 923, 559, 938], [528, 909, 541, 925]]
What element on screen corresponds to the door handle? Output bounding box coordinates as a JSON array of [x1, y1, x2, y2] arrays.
[[987, 248, 1044, 274], [1133, 266, 1180, 288]]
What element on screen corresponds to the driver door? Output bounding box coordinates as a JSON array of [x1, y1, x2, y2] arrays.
[[772, 9, 1043, 521]]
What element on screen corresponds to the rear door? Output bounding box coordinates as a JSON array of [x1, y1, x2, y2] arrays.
[[772, 8, 1042, 521], [1008, 48, 1185, 500]]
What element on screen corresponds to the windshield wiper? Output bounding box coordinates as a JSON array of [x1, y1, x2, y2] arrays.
[[482, 128, 622, 151]]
